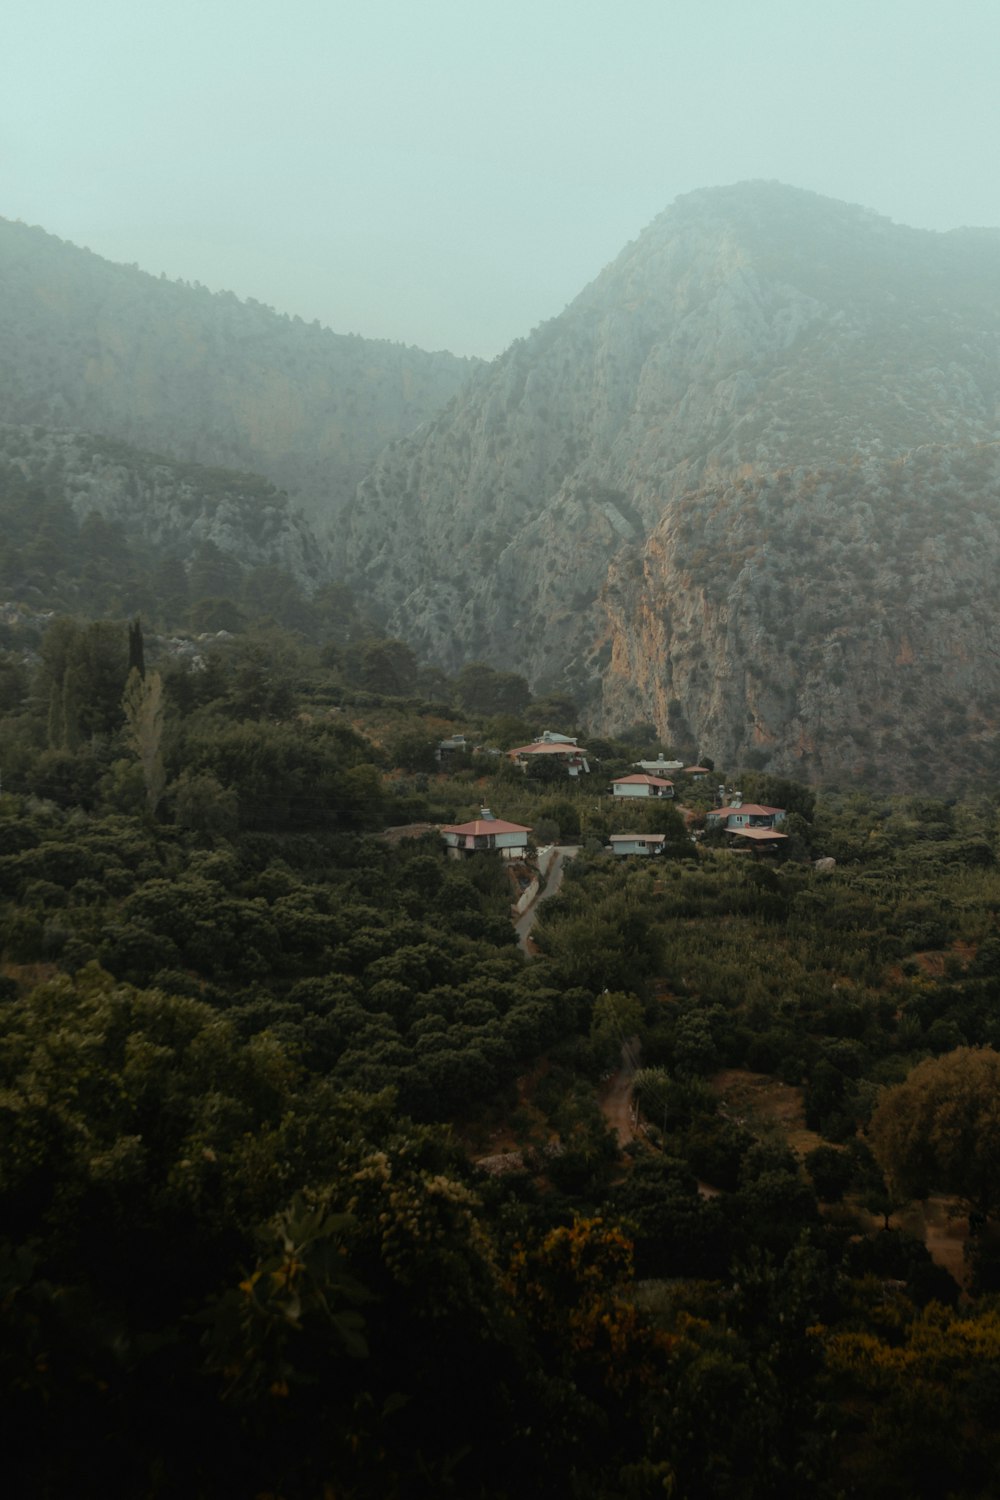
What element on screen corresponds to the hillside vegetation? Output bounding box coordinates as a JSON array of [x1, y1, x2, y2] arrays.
[[4, 585, 1000, 1494]]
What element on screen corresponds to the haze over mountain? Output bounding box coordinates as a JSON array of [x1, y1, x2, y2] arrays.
[[4, 183, 1000, 786], [0, 215, 474, 547], [343, 182, 1000, 785]]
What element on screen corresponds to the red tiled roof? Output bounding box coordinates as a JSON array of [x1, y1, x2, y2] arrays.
[[612, 773, 673, 787], [441, 818, 532, 836], [508, 742, 584, 756], [707, 803, 784, 819]]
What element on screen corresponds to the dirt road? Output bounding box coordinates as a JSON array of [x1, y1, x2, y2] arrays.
[[513, 851, 642, 1152], [514, 846, 578, 952], [599, 1037, 641, 1146]]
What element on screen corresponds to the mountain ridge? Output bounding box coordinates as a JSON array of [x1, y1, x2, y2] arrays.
[[5, 185, 1000, 786], [0, 214, 475, 532], [341, 181, 1000, 785]]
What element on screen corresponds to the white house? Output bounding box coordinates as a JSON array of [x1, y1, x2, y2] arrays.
[[440, 809, 532, 859], [609, 833, 669, 856], [634, 754, 684, 775], [611, 773, 674, 799]]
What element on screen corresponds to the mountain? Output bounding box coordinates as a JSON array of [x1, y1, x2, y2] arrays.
[[342, 182, 1000, 786], [0, 216, 474, 533], [0, 421, 324, 593]]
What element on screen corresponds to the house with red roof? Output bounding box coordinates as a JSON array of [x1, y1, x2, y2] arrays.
[[704, 802, 787, 845], [440, 808, 532, 859], [508, 731, 590, 777]]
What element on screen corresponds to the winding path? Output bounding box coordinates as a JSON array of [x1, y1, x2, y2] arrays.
[[513, 848, 641, 1154], [599, 1037, 642, 1146], [514, 845, 578, 953]]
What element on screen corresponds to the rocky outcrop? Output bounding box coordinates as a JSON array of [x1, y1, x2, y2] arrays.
[[599, 445, 1000, 785], [343, 183, 1000, 784]]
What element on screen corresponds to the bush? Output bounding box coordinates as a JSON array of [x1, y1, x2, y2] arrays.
[[805, 1145, 854, 1201]]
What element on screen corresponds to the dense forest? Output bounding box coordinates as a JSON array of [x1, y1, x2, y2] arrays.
[[4, 494, 1000, 1498]]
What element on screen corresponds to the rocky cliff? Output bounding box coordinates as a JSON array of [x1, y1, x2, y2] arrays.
[[600, 443, 1000, 784], [0, 217, 474, 533], [343, 183, 1000, 785]]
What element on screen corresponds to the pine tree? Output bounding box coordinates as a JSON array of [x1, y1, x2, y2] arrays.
[[122, 668, 165, 816]]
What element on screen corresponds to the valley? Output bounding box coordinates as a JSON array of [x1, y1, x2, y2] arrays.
[[4, 182, 1000, 1496]]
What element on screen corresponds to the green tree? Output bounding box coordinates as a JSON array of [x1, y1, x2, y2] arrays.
[[535, 799, 581, 839], [869, 1047, 1000, 1221], [188, 539, 242, 602], [590, 990, 645, 1071], [122, 668, 166, 816], [739, 772, 815, 822], [172, 769, 239, 836], [0, 651, 27, 712], [39, 618, 129, 747], [455, 662, 530, 717], [353, 638, 418, 697]]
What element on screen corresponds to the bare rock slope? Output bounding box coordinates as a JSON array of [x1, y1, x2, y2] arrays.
[[344, 182, 1000, 785]]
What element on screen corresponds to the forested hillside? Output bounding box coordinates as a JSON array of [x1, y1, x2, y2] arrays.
[[0, 422, 327, 601], [0, 216, 474, 530], [4, 590, 1000, 1495], [6, 186, 1000, 1495]]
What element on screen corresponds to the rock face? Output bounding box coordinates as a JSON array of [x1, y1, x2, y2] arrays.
[[343, 182, 1000, 785], [0, 217, 474, 534], [0, 423, 325, 586], [600, 445, 1000, 785]]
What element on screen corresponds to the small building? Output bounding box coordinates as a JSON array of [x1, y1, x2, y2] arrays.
[[730, 826, 788, 849], [682, 766, 712, 781], [435, 734, 470, 764], [609, 833, 669, 857], [704, 803, 787, 833], [634, 754, 684, 774], [611, 773, 674, 799], [509, 731, 590, 777], [440, 808, 532, 859]]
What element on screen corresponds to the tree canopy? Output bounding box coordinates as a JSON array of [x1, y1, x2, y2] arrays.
[[869, 1047, 1000, 1218]]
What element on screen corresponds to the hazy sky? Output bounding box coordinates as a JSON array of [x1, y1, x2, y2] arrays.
[[7, 0, 1000, 357]]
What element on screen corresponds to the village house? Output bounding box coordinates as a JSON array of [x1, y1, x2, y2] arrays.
[[610, 773, 675, 799], [682, 766, 712, 781], [704, 801, 788, 848], [704, 802, 787, 832], [440, 808, 532, 859], [609, 833, 670, 857], [508, 730, 591, 777], [634, 753, 684, 775]]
